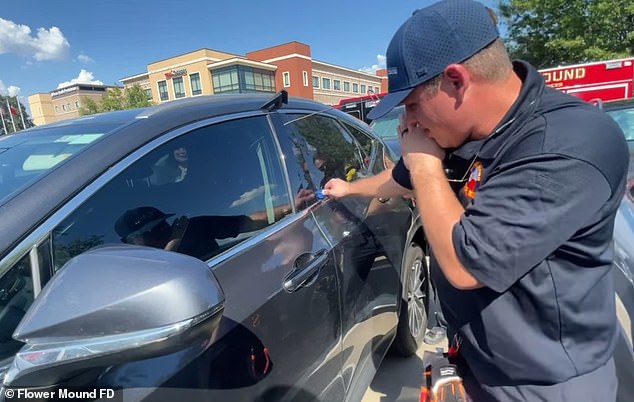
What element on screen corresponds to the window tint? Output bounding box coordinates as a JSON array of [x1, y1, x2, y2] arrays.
[[281, 114, 367, 207], [0, 253, 34, 361], [343, 122, 375, 165], [52, 116, 290, 269]]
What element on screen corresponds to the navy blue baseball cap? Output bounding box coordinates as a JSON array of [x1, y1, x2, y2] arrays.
[[368, 0, 499, 120]]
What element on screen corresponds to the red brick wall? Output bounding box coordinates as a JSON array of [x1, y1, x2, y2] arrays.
[[247, 42, 314, 99]]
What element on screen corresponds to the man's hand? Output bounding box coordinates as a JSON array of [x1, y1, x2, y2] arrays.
[[398, 114, 445, 172], [165, 216, 189, 251], [293, 188, 316, 209], [322, 178, 350, 198]]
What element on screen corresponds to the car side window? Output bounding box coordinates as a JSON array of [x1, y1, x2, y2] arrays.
[[281, 114, 367, 200], [0, 253, 34, 361], [52, 116, 291, 270]]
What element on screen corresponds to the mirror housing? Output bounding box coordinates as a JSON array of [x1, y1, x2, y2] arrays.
[[4, 245, 225, 387]]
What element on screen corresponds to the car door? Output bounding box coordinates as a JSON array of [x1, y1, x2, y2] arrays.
[[272, 111, 412, 397], [48, 115, 345, 401]]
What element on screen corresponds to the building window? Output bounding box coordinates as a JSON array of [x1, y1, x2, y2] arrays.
[[344, 81, 350, 92], [55, 106, 59, 112], [190, 73, 202, 96], [322, 78, 331, 90], [333, 80, 341, 91], [312, 76, 320, 88], [145, 88, 153, 101], [375, 86, 380, 94], [352, 83, 359, 93], [283, 72, 291, 87], [75, 101, 80, 109], [212, 65, 275, 94], [361, 84, 366, 94], [158, 80, 169, 101], [303, 71, 309, 87], [173, 76, 186, 98]]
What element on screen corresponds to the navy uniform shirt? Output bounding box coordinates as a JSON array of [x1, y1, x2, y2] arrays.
[[392, 61, 628, 386]]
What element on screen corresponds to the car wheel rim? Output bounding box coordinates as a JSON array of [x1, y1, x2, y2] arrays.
[[407, 257, 426, 339]]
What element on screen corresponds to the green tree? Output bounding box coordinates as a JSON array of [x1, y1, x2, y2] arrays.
[[124, 84, 152, 109], [79, 84, 152, 116], [0, 94, 33, 134], [499, 0, 634, 68], [79, 97, 100, 116]]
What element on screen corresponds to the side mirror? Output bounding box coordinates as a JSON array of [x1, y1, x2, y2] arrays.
[[3, 245, 225, 387]]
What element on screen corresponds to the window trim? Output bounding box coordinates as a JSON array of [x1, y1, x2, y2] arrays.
[[283, 71, 291, 87], [157, 80, 169, 102], [302, 71, 309, 87], [189, 72, 203, 96], [172, 76, 186, 99]]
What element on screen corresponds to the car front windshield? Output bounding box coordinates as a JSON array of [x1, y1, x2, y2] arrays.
[[0, 125, 115, 204], [369, 106, 404, 139]]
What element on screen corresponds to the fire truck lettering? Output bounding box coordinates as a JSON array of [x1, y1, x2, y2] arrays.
[[545, 67, 586, 83]]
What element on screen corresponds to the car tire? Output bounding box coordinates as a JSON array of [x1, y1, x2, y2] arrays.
[[391, 242, 428, 357]]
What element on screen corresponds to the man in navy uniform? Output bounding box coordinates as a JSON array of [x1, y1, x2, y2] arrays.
[[323, 0, 628, 400]]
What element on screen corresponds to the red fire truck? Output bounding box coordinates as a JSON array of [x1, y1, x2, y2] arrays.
[[539, 57, 634, 103], [334, 92, 387, 123]]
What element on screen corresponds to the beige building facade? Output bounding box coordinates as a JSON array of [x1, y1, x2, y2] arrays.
[[29, 41, 388, 126], [120, 41, 387, 107], [28, 84, 122, 126]]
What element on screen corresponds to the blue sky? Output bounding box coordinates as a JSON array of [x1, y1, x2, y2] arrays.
[[0, 0, 499, 113]]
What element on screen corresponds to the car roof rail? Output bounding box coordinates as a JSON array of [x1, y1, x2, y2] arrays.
[[591, 98, 604, 110], [260, 90, 288, 112]]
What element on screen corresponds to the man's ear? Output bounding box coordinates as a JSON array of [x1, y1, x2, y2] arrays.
[[442, 64, 469, 98]]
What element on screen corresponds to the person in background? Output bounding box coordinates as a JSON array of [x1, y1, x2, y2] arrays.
[[323, 0, 628, 400]]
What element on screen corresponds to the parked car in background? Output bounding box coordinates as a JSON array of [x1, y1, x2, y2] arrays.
[[368, 99, 634, 401], [603, 98, 634, 179], [0, 92, 432, 402]]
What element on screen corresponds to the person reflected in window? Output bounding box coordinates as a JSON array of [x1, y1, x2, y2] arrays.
[[313, 152, 346, 188], [149, 146, 189, 186], [115, 193, 316, 260], [115, 206, 259, 259]]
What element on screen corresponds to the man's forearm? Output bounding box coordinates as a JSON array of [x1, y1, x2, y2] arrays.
[[410, 160, 483, 289], [347, 168, 410, 198]]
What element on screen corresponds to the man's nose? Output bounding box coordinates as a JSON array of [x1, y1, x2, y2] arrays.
[[404, 111, 418, 127]]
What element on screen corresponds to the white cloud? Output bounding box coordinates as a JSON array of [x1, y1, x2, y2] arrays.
[[360, 54, 387, 74], [57, 69, 103, 89], [0, 18, 70, 61], [7, 85, 20, 97], [77, 53, 94, 64], [230, 185, 279, 208], [0, 81, 19, 97]]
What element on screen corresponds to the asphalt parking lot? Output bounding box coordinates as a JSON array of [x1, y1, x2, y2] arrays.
[[362, 337, 447, 402], [362, 295, 632, 402]]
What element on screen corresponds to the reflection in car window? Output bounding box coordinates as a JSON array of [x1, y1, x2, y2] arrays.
[[282, 114, 367, 199], [0, 129, 109, 204], [369, 105, 404, 139], [342, 122, 376, 172], [52, 116, 290, 269], [0, 253, 34, 361]]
